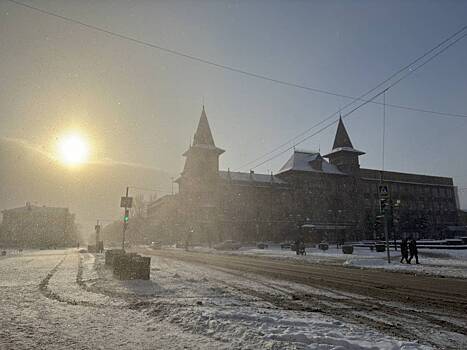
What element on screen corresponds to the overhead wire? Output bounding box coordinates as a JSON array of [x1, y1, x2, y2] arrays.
[[248, 30, 467, 170], [238, 26, 467, 170], [5, 0, 467, 120], [5, 0, 467, 172]]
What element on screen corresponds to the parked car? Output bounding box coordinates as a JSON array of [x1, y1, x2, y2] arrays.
[[280, 242, 291, 249], [150, 241, 162, 249], [256, 242, 268, 249], [214, 240, 242, 250]]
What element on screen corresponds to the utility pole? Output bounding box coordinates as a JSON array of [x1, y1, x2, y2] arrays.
[[95, 220, 100, 247], [380, 90, 390, 264], [120, 186, 132, 251]]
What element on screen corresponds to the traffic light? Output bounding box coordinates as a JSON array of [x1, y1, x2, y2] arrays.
[[124, 209, 129, 223], [380, 198, 389, 214]]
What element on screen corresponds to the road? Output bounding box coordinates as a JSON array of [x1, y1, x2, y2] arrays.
[[138, 248, 467, 349], [0, 250, 225, 350]]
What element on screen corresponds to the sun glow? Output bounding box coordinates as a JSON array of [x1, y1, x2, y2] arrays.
[[57, 133, 90, 166]]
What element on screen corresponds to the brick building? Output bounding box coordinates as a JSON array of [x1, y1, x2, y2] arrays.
[[1, 203, 77, 248], [147, 108, 459, 243]]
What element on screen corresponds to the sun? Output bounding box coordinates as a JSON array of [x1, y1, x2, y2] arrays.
[[57, 133, 90, 166]]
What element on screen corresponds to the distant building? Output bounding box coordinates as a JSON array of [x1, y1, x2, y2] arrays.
[[147, 107, 459, 243], [1, 203, 77, 248]]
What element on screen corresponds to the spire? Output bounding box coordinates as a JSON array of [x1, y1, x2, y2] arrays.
[[193, 106, 216, 146], [332, 117, 354, 150]]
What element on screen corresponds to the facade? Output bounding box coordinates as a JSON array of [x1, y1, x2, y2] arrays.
[[147, 108, 459, 243], [459, 210, 467, 226], [1, 203, 77, 248]]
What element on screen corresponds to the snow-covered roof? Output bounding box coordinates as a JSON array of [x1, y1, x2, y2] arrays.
[[323, 146, 365, 157], [219, 171, 287, 184], [277, 150, 344, 175]]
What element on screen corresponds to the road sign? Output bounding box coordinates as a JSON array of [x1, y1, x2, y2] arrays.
[[120, 196, 133, 208], [379, 185, 389, 198]]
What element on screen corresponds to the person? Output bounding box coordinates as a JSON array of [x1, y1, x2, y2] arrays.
[[400, 238, 409, 264], [298, 241, 306, 256], [408, 238, 419, 264], [294, 239, 301, 255]]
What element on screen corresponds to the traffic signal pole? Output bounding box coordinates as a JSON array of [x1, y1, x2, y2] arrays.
[[384, 212, 391, 264], [122, 186, 129, 251]]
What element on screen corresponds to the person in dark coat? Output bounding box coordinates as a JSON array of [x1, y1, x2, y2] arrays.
[[400, 238, 409, 263], [408, 238, 419, 264]]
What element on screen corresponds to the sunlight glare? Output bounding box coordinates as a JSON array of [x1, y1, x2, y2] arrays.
[[57, 133, 90, 166]]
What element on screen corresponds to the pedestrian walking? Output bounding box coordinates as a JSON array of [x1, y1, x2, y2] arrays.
[[400, 238, 409, 263], [408, 238, 419, 264]]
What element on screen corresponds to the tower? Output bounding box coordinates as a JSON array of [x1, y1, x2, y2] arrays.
[[176, 106, 225, 245], [323, 117, 365, 174], [178, 106, 224, 193]]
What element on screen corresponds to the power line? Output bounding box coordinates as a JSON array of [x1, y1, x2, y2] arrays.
[[236, 26, 467, 170], [244, 30, 467, 171], [6, 0, 467, 120], [250, 30, 467, 170]]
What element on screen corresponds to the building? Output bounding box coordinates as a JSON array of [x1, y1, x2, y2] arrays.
[[459, 210, 467, 226], [147, 107, 459, 243], [0, 203, 77, 248]]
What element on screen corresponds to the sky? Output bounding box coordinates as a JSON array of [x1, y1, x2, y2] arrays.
[[1, 0, 466, 210]]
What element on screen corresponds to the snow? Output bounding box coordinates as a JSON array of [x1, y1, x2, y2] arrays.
[[188, 244, 467, 279], [0, 249, 435, 349]]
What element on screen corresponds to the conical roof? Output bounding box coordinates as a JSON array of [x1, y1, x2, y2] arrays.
[[183, 106, 224, 157], [332, 117, 353, 150], [193, 106, 215, 146]]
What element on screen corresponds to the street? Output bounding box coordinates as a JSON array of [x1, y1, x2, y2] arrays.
[[137, 248, 467, 349], [2, 248, 466, 349]]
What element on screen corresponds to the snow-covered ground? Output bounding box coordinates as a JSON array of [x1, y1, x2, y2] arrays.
[[0, 249, 435, 349], [188, 244, 467, 279]]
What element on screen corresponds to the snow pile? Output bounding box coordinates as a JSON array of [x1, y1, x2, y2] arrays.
[[145, 302, 428, 350]]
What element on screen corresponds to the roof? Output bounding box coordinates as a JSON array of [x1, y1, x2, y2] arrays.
[[2, 204, 69, 214], [323, 117, 365, 157], [277, 150, 344, 175], [324, 146, 365, 157], [194, 106, 215, 146], [184, 106, 224, 156], [333, 117, 353, 149], [219, 170, 287, 185]]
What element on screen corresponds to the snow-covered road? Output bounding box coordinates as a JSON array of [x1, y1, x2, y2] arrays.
[[0, 250, 224, 349], [1, 248, 462, 349]]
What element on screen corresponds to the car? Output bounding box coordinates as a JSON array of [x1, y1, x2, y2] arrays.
[[150, 241, 162, 249], [256, 242, 268, 249], [280, 242, 291, 249], [214, 240, 242, 250]]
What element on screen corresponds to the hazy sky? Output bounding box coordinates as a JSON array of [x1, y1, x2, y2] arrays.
[[1, 0, 466, 208]]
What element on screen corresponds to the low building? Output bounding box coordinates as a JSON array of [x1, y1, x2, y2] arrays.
[[147, 107, 459, 243], [1, 203, 77, 248]]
